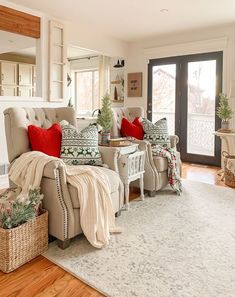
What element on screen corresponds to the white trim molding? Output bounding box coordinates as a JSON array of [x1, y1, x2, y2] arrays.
[[144, 37, 228, 61]]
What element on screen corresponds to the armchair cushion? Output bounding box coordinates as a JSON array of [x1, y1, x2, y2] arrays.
[[120, 117, 144, 140], [68, 167, 121, 208], [60, 124, 103, 166], [141, 118, 170, 147]]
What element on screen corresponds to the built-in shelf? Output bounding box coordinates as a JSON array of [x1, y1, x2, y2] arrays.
[[111, 80, 122, 84], [112, 99, 124, 103], [52, 80, 63, 83], [110, 57, 125, 107], [52, 62, 65, 65], [52, 43, 64, 47]]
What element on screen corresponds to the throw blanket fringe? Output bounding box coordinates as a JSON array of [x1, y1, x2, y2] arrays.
[[9, 151, 121, 248], [152, 145, 182, 195]]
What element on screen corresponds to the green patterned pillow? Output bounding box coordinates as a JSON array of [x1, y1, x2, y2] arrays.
[[60, 124, 103, 166], [141, 118, 170, 147]]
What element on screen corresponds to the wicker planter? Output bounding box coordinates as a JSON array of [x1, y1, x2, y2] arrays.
[[223, 151, 235, 188], [0, 210, 48, 273]]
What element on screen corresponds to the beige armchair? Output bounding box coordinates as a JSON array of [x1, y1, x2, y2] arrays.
[[4, 107, 124, 249], [111, 107, 182, 196]]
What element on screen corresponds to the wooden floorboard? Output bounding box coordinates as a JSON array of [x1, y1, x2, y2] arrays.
[[0, 256, 103, 297], [0, 163, 228, 296], [181, 162, 226, 187]]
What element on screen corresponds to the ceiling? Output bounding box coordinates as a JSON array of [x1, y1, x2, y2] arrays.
[[0, 30, 35, 54], [11, 47, 36, 57], [8, 0, 235, 42]]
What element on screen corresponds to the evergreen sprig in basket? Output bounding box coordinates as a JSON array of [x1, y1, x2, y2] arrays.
[[0, 188, 48, 273]]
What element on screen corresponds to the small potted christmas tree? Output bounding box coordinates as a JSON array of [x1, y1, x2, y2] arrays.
[[217, 93, 233, 130], [97, 93, 113, 145]]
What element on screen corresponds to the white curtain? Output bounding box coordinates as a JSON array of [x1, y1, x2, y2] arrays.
[[99, 55, 111, 107]]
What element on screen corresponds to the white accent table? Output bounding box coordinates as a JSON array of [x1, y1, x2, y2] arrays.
[[214, 131, 235, 179], [99, 143, 145, 209], [116, 144, 145, 210]]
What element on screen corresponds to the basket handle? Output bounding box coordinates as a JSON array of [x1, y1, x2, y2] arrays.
[[222, 151, 230, 158]]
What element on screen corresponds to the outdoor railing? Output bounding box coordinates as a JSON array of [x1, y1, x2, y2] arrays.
[[152, 112, 215, 156]]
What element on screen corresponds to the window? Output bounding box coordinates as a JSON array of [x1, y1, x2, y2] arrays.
[[75, 69, 99, 116]]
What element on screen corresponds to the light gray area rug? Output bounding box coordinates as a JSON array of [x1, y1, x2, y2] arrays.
[[44, 180, 235, 297]]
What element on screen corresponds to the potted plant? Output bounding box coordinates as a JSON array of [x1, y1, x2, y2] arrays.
[[97, 93, 113, 144], [217, 93, 233, 130], [0, 188, 48, 273]]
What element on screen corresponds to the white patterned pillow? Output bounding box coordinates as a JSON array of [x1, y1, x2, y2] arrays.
[[141, 118, 170, 147], [60, 124, 103, 166]]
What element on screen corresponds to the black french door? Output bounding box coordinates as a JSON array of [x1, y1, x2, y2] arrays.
[[148, 51, 223, 166]]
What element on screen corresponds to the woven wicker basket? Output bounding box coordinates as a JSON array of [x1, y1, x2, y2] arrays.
[[0, 210, 48, 273], [223, 151, 235, 188]]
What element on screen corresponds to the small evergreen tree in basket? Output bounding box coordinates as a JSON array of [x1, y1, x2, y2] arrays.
[[97, 93, 113, 132], [217, 93, 233, 127], [0, 188, 43, 229]]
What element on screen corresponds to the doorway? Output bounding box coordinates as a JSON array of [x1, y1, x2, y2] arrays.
[[148, 51, 223, 166]]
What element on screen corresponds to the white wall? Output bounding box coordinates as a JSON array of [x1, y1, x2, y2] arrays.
[[0, 1, 129, 164], [67, 23, 129, 59], [125, 24, 235, 129]]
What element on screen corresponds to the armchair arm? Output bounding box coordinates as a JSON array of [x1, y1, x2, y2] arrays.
[[170, 135, 179, 149], [132, 138, 158, 169], [43, 160, 62, 179], [98, 146, 120, 172]]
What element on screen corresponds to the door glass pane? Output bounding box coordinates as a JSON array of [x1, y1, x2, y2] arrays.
[[52, 27, 62, 44], [52, 64, 63, 81], [52, 45, 63, 62], [152, 64, 176, 134], [52, 82, 62, 99], [187, 60, 216, 156]]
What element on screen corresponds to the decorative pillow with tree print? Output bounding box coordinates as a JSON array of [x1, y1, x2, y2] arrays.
[[60, 123, 103, 166], [141, 117, 170, 147]]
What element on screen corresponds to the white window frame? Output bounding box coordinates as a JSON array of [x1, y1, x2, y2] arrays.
[[74, 68, 99, 117]]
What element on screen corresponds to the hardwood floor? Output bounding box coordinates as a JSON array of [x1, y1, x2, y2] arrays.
[[0, 256, 103, 297], [0, 163, 227, 297], [181, 162, 225, 186]]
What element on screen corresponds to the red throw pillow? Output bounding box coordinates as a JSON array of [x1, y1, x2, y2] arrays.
[[28, 123, 62, 157], [133, 117, 143, 128], [121, 117, 144, 140]]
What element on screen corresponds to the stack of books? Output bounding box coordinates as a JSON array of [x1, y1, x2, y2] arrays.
[[109, 137, 132, 147]]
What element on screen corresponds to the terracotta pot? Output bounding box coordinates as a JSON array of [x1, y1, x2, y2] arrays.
[[101, 132, 111, 145]]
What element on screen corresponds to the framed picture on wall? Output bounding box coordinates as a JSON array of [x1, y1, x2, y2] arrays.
[[127, 72, 142, 97]]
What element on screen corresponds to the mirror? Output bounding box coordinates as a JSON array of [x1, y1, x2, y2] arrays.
[[67, 45, 125, 116], [0, 30, 37, 97], [67, 45, 101, 116]]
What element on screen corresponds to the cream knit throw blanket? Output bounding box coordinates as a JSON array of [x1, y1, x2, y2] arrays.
[[9, 151, 121, 248]]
